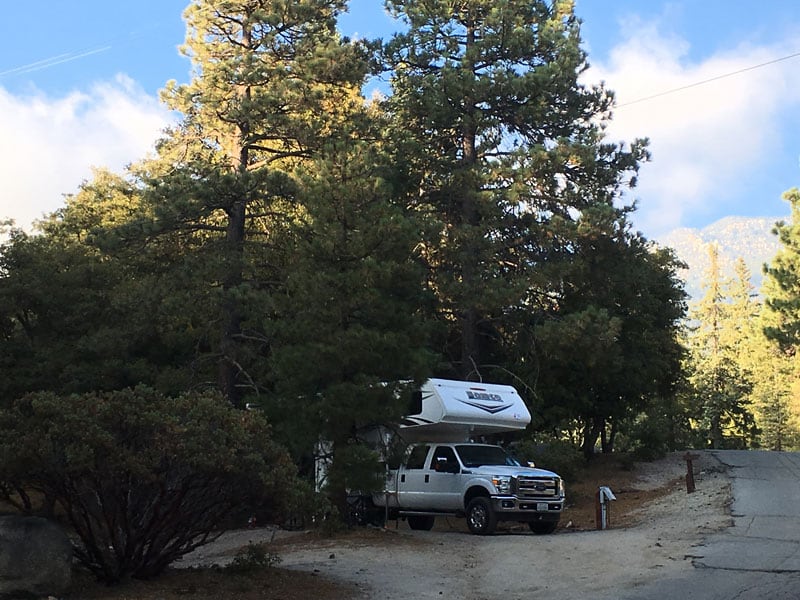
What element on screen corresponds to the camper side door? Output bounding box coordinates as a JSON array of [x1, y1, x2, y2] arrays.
[[396, 444, 431, 509]]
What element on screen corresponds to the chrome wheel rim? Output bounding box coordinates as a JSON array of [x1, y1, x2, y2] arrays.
[[469, 504, 487, 531]]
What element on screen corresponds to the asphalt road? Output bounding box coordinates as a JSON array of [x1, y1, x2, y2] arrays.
[[621, 450, 800, 600]]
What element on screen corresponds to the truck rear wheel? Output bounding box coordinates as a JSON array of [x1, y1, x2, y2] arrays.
[[407, 515, 435, 530], [466, 497, 497, 535]]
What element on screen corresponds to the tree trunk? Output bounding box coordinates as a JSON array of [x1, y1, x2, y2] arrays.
[[709, 402, 722, 449], [458, 19, 480, 380], [603, 419, 617, 454], [328, 437, 350, 524], [219, 197, 245, 408], [219, 31, 251, 409], [581, 416, 604, 459]]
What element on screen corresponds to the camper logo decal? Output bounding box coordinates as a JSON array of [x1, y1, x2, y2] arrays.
[[460, 390, 513, 414]]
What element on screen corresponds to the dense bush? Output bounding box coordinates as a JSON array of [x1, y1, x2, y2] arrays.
[[617, 413, 673, 461], [513, 438, 585, 482], [225, 542, 281, 573], [0, 386, 295, 583]]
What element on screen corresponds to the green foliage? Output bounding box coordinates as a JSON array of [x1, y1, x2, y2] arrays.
[[384, 0, 651, 379], [513, 438, 584, 483], [756, 196, 800, 449], [619, 413, 673, 462], [0, 387, 295, 583], [531, 227, 687, 456], [685, 244, 758, 449], [0, 1, 696, 536], [141, 0, 374, 407], [280, 478, 333, 531], [749, 347, 800, 451], [324, 444, 386, 499], [225, 542, 281, 573], [764, 189, 800, 350], [266, 137, 435, 516], [0, 172, 213, 404]]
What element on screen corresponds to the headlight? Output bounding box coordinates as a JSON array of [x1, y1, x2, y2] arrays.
[[557, 478, 565, 497], [491, 475, 512, 494]]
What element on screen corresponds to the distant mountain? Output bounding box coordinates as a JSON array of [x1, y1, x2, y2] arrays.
[[656, 216, 786, 301]]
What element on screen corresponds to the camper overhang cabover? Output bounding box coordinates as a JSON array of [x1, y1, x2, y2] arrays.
[[397, 378, 531, 442]]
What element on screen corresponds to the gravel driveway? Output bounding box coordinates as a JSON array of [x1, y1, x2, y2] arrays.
[[178, 452, 731, 600]]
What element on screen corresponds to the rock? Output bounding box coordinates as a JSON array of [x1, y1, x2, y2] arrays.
[[0, 516, 72, 599]]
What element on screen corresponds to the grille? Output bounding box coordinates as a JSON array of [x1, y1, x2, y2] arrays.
[[516, 476, 559, 498]]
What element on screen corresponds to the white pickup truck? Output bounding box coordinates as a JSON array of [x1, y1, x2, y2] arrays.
[[365, 379, 565, 535], [373, 441, 564, 535]]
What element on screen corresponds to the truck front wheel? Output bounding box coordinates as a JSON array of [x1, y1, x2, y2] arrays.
[[408, 515, 435, 530], [466, 497, 497, 535], [528, 521, 557, 535]]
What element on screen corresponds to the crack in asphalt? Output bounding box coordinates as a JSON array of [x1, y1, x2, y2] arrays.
[[694, 564, 800, 574]]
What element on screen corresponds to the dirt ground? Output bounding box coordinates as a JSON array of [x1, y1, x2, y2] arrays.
[[67, 451, 731, 599]]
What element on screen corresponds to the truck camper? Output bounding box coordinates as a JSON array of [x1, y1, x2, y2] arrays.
[[352, 379, 565, 535], [397, 378, 531, 441]]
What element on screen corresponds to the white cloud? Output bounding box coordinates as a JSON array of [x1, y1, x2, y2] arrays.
[[0, 75, 176, 232], [587, 18, 800, 238]]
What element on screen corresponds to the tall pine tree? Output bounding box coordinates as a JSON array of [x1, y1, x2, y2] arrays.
[[383, 0, 648, 379], [137, 0, 366, 406], [686, 245, 756, 448]]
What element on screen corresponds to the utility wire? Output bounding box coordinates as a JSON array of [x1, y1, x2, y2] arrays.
[[0, 47, 112, 78], [616, 50, 800, 108]]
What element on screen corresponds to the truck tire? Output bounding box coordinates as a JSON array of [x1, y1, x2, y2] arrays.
[[466, 497, 497, 535], [528, 521, 557, 535], [407, 515, 435, 531]]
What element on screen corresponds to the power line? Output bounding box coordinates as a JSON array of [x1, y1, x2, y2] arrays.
[[616, 50, 800, 108], [0, 47, 112, 78]]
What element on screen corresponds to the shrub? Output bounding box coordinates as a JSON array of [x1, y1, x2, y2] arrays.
[[512, 438, 585, 482], [0, 386, 295, 583], [619, 413, 672, 462], [225, 542, 281, 573]]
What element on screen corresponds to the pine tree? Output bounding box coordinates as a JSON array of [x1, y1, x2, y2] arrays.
[[267, 129, 436, 513], [757, 199, 800, 448], [136, 0, 367, 406], [686, 245, 756, 448], [531, 212, 686, 456], [383, 0, 648, 379], [748, 338, 797, 451], [764, 188, 800, 350]]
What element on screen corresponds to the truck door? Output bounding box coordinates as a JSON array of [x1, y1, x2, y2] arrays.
[[396, 444, 431, 509], [425, 445, 463, 510]]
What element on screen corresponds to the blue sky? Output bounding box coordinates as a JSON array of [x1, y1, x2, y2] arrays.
[[2, 1, 800, 241]]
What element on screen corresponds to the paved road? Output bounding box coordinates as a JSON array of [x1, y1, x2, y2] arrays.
[[621, 450, 800, 599]]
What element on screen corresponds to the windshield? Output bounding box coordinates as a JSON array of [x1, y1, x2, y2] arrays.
[[455, 445, 520, 468]]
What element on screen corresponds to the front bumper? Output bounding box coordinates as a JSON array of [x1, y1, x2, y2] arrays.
[[491, 496, 563, 520]]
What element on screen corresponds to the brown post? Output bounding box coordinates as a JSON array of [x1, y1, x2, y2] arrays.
[[595, 488, 602, 529], [684, 452, 699, 493]]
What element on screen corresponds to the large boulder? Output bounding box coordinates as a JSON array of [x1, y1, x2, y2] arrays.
[[0, 516, 72, 599]]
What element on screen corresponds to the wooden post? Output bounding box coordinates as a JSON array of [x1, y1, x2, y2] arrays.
[[595, 488, 603, 529], [684, 452, 699, 493]]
